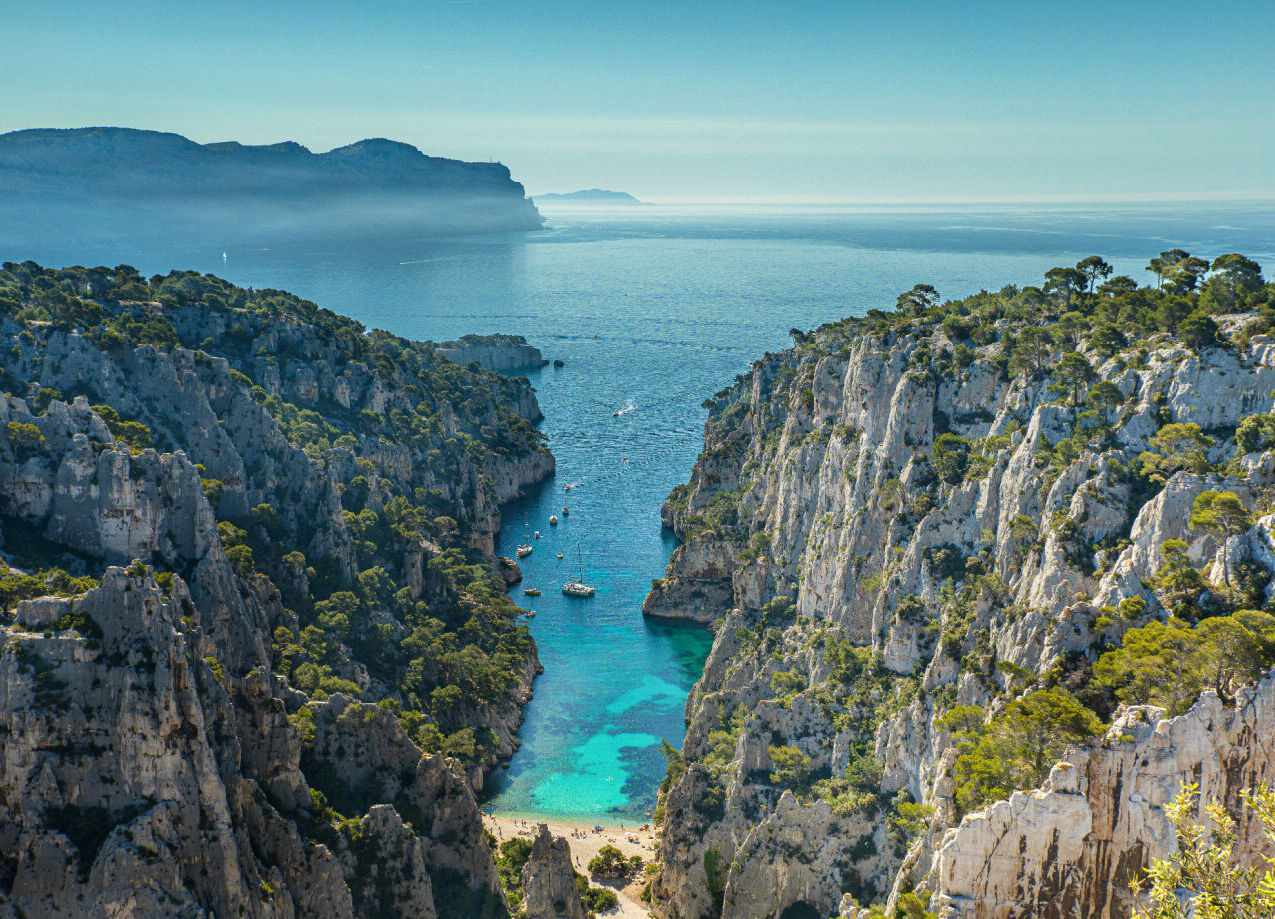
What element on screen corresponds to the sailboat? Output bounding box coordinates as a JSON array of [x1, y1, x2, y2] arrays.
[[562, 543, 595, 597], [516, 519, 533, 558]]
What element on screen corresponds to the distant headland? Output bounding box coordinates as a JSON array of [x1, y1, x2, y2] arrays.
[[0, 126, 544, 248], [533, 188, 644, 204]]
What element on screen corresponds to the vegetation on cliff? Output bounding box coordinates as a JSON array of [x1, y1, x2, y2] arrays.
[[1, 260, 551, 769], [647, 249, 1275, 917]]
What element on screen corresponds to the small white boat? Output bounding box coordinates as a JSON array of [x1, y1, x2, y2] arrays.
[[525, 610, 536, 618], [516, 544, 532, 558], [549, 514, 559, 525], [562, 506, 570, 516], [535, 530, 541, 539], [564, 484, 574, 492], [523, 587, 541, 597]]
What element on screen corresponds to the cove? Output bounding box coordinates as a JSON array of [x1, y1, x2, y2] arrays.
[[483, 348, 716, 823]]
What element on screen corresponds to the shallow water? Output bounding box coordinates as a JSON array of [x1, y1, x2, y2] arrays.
[[13, 200, 1275, 821]]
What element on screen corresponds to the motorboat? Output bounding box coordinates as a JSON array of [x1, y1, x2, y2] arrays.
[[523, 587, 541, 597], [549, 514, 559, 525]]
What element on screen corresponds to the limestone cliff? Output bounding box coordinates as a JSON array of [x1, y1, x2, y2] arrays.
[[644, 264, 1275, 918], [0, 262, 554, 917]]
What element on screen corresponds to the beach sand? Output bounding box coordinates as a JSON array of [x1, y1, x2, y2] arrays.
[[482, 813, 656, 918]]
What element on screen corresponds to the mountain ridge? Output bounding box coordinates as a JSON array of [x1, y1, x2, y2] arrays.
[[0, 126, 544, 245]]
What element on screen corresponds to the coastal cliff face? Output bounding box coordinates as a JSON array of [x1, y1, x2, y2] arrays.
[[645, 263, 1275, 918], [0, 262, 552, 917]]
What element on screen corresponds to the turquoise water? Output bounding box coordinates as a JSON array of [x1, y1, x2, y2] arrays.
[[13, 201, 1275, 822]]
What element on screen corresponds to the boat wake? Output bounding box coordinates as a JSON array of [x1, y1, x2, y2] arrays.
[[611, 400, 637, 417]]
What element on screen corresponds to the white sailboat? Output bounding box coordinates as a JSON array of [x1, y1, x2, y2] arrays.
[[562, 543, 595, 597], [516, 518, 533, 558]]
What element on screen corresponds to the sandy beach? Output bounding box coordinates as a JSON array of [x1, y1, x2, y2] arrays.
[[482, 813, 656, 918]]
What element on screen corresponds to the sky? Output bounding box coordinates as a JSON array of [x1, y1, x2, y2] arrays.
[[3, 0, 1274, 202]]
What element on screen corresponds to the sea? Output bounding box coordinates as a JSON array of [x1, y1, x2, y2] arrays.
[[12, 200, 1275, 823]]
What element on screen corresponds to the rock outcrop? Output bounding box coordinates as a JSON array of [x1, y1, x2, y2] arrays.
[[436, 334, 550, 373], [931, 674, 1275, 919], [645, 286, 1275, 919], [520, 825, 587, 919]]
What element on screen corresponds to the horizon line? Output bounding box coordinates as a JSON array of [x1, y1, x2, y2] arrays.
[[536, 192, 1275, 207]]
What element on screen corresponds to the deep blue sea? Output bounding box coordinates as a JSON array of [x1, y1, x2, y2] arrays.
[[14, 201, 1275, 822]]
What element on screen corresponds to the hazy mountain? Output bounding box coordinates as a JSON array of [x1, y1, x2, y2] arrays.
[[0, 127, 543, 249], [533, 188, 643, 204]]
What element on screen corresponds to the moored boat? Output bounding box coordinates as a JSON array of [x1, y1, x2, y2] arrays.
[[561, 543, 595, 598]]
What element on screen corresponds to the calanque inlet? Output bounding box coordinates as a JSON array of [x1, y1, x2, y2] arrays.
[[2, 255, 1275, 919]]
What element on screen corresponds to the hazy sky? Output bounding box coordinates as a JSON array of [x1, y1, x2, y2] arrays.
[[4, 0, 1274, 201]]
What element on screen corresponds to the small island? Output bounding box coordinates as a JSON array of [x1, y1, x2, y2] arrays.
[[533, 188, 644, 204]]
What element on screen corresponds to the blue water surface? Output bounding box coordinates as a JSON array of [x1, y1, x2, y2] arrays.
[[12, 200, 1275, 822]]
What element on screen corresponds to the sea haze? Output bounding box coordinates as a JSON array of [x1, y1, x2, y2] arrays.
[[12, 201, 1275, 821]]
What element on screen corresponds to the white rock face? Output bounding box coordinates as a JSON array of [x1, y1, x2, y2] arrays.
[[645, 314, 1275, 919], [930, 674, 1275, 919]]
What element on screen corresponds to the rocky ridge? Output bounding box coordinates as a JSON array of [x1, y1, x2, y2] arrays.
[[0, 262, 553, 917], [643, 260, 1275, 918]]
